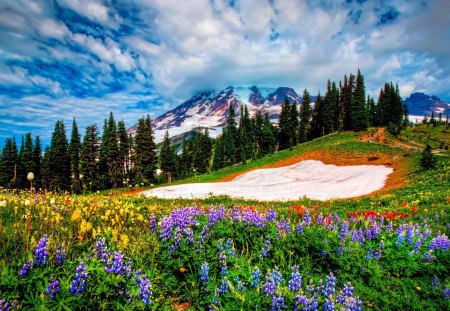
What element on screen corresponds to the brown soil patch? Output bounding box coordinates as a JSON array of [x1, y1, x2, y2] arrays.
[[217, 150, 411, 199]]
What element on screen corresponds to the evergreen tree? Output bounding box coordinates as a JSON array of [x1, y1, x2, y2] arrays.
[[212, 135, 224, 171], [193, 129, 213, 174], [310, 92, 324, 138], [41, 145, 51, 190], [80, 125, 100, 191], [420, 144, 435, 169], [69, 118, 81, 193], [117, 120, 130, 177], [16, 136, 26, 188], [324, 80, 338, 134], [47, 120, 71, 191], [23, 133, 34, 176], [0, 138, 18, 188], [134, 115, 157, 183], [289, 101, 299, 146], [222, 105, 238, 165], [99, 112, 120, 188], [350, 69, 367, 131], [178, 138, 194, 178], [278, 97, 292, 150], [254, 111, 264, 157], [33, 136, 42, 190], [159, 131, 177, 181], [366, 95, 376, 127], [299, 89, 312, 143], [261, 113, 276, 155]]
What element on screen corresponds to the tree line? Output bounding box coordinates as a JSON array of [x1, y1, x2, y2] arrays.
[[0, 70, 410, 191]]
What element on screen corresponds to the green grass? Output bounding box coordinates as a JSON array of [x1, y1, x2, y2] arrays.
[[398, 124, 450, 150]]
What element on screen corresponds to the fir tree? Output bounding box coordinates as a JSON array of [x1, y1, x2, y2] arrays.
[[193, 129, 213, 174], [278, 97, 292, 150], [261, 113, 276, 155], [47, 120, 71, 191], [0, 138, 18, 188], [33, 136, 42, 190], [117, 120, 130, 177], [69, 118, 81, 182], [80, 125, 100, 191], [310, 92, 324, 138], [350, 69, 367, 131], [420, 144, 435, 169], [299, 89, 312, 143], [159, 131, 177, 181], [212, 135, 224, 171], [222, 105, 238, 165], [134, 115, 157, 183], [289, 101, 299, 146], [23, 133, 34, 177]]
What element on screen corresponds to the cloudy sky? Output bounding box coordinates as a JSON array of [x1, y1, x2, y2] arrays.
[[0, 0, 449, 145]]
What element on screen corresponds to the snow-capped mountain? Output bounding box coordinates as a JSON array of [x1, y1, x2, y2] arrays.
[[405, 92, 450, 117], [129, 86, 306, 142]]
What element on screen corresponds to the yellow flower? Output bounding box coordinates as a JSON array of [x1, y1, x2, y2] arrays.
[[71, 209, 82, 223], [120, 234, 129, 249]]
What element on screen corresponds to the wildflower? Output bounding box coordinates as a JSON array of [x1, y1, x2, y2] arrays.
[[277, 219, 291, 238], [271, 294, 285, 311], [105, 251, 132, 276], [263, 277, 277, 297], [218, 277, 229, 294], [272, 267, 284, 285], [431, 277, 440, 290], [296, 222, 304, 234], [288, 265, 302, 292], [71, 209, 82, 223], [422, 251, 435, 262], [235, 276, 246, 291], [428, 234, 450, 252], [95, 237, 110, 264], [260, 235, 271, 258], [323, 297, 335, 311], [250, 266, 261, 288], [225, 238, 236, 257], [267, 209, 277, 222], [19, 259, 33, 277], [135, 271, 153, 305], [0, 299, 17, 310], [339, 221, 349, 241], [45, 279, 60, 300], [294, 295, 309, 311], [443, 287, 450, 300], [199, 262, 210, 289], [212, 289, 220, 307], [322, 273, 336, 297], [218, 249, 228, 276], [70, 261, 88, 294], [303, 213, 312, 226], [55, 244, 66, 266], [208, 205, 226, 226], [34, 234, 49, 267]]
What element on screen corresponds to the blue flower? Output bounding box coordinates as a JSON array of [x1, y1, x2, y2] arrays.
[[199, 262, 210, 289], [288, 265, 302, 292], [34, 234, 49, 267], [271, 294, 285, 311], [55, 244, 66, 266], [70, 261, 88, 295], [19, 259, 33, 277], [45, 279, 60, 300], [250, 266, 261, 288], [135, 272, 153, 305]]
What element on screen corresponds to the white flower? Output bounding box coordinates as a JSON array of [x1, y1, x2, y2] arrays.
[[0, 200, 6, 207]]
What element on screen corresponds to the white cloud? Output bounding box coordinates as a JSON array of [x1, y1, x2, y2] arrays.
[[38, 18, 69, 39], [57, 0, 110, 24]]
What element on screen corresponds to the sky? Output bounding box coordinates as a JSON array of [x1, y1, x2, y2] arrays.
[[0, 0, 449, 146]]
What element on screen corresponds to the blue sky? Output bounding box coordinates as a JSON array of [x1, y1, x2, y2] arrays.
[[0, 0, 449, 146]]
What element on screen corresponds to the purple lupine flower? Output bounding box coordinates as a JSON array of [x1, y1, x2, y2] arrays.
[[135, 271, 153, 305], [95, 237, 110, 264], [317, 213, 323, 224], [339, 221, 349, 241], [34, 234, 49, 266], [303, 213, 312, 226], [443, 287, 450, 300], [225, 238, 236, 257], [422, 251, 435, 262], [431, 276, 440, 290], [277, 219, 291, 238], [185, 227, 194, 245], [250, 266, 261, 288], [322, 273, 336, 297], [385, 222, 393, 232], [105, 251, 132, 276], [234, 276, 246, 291], [366, 248, 374, 260], [19, 259, 33, 277], [263, 277, 277, 297], [212, 289, 220, 307], [323, 297, 335, 311], [55, 244, 66, 266], [271, 294, 285, 311], [296, 222, 304, 234], [271, 267, 284, 285], [396, 232, 405, 247], [148, 214, 157, 233], [242, 209, 266, 228], [414, 237, 423, 254], [351, 229, 365, 246], [406, 225, 415, 245], [218, 277, 229, 294], [374, 248, 382, 260], [45, 279, 60, 300], [288, 265, 302, 292], [70, 261, 88, 294], [0, 299, 17, 311], [208, 205, 226, 226], [294, 295, 309, 311], [260, 235, 271, 259], [336, 282, 363, 311], [428, 234, 450, 252], [199, 262, 209, 288], [267, 209, 277, 222], [218, 249, 228, 275]]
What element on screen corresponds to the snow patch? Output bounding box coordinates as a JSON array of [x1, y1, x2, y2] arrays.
[[143, 160, 393, 201]]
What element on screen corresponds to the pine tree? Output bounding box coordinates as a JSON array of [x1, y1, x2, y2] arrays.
[[33, 136, 42, 190], [324, 80, 337, 134], [69, 118, 81, 191], [16, 136, 26, 188], [192, 129, 212, 174], [212, 135, 224, 171], [420, 144, 435, 169], [0, 138, 18, 188], [261, 113, 276, 155], [80, 125, 100, 191], [134, 115, 157, 183], [222, 105, 238, 165], [278, 97, 292, 150], [350, 69, 367, 131], [179, 138, 194, 178], [99, 112, 120, 188], [289, 101, 299, 146], [299, 89, 312, 143], [117, 120, 130, 177], [23, 133, 34, 177], [310, 92, 324, 138], [48, 120, 71, 191], [159, 131, 177, 181]]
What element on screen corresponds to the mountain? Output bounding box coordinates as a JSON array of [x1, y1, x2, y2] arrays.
[[129, 86, 309, 142], [405, 92, 450, 117]]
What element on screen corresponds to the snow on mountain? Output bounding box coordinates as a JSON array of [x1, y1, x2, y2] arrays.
[[129, 86, 305, 142], [405, 92, 450, 117]]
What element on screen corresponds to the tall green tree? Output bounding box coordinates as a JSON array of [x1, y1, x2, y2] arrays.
[[310, 92, 324, 138], [289, 101, 299, 146], [193, 129, 213, 174], [299, 89, 312, 143], [47, 120, 71, 191], [222, 105, 238, 165], [117, 120, 130, 177], [350, 69, 367, 131], [261, 113, 276, 155], [278, 97, 292, 150], [134, 115, 157, 183], [99, 112, 120, 188], [69, 118, 81, 189], [80, 125, 100, 191], [0, 138, 18, 188], [33, 136, 42, 190], [212, 135, 224, 171], [159, 131, 177, 181]]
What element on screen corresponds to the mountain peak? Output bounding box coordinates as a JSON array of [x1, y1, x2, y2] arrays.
[[405, 92, 449, 116]]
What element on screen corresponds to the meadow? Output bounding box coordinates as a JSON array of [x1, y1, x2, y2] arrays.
[[0, 131, 449, 310]]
